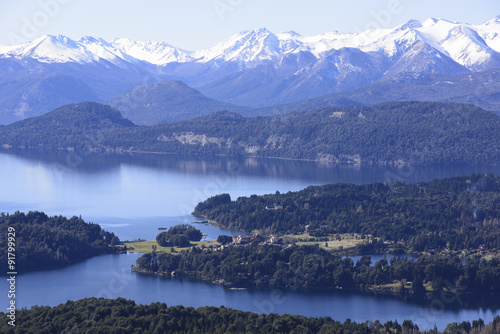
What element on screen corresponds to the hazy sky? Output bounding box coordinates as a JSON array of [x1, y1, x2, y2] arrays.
[[0, 0, 498, 50]]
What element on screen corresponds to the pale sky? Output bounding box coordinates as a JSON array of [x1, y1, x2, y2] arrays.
[[0, 0, 498, 50]]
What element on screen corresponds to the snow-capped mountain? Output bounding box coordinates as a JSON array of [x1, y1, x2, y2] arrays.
[[110, 38, 193, 65], [0, 35, 193, 66], [191, 28, 282, 65], [0, 16, 499, 123], [1, 17, 499, 69], [3, 35, 103, 64], [476, 15, 500, 52]]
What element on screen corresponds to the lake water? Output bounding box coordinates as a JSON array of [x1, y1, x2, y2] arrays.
[[1, 149, 499, 329]]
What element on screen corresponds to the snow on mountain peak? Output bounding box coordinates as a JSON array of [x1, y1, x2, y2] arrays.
[[486, 15, 500, 24], [253, 27, 272, 35], [79, 36, 99, 44], [279, 30, 302, 38], [0, 34, 193, 65], [191, 18, 500, 65], [78, 36, 112, 48], [36, 34, 78, 48], [0, 16, 499, 70], [397, 19, 423, 30], [110, 38, 193, 65], [4, 34, 100, 64], [477, 15, 500, 52], [422, 18, 459, 27], [439, 24, 498, 69], [192, 28, 282, 64], [422, 18, 439, 26]]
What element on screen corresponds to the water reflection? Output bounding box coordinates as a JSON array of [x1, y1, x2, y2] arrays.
[[0, 253, 497, 331], [1, 149, 499, 330], [2, 148, 499, 183]]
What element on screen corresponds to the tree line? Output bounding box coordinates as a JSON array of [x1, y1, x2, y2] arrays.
[[134, 244, 500, 294], [1, 297, 498, 333]]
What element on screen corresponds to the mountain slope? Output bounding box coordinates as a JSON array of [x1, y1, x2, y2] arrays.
[[198, 48, 391, 107], [191, 28, 283, 66], [0, 72, 99, 124], [477, 15, 500, 52], [0, 17, 498, 122], [0, 56, 166, 124], [252, 69, 500, 116], [1, 101, 498, 166], [108, 80, 248, 125], [0, 102, 135, 149]]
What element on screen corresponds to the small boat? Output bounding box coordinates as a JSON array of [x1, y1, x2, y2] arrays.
[[157, 227, 168, 230]]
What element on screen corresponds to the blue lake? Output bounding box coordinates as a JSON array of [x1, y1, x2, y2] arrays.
[[1, 149, 499, 329]]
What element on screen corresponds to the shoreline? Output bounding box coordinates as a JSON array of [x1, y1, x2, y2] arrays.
[[3, 146, 496, 167]]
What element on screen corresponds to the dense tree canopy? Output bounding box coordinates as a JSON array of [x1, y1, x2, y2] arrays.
[[135, 244, 500, 294], [1, 297, 498, 334], [156, 224, 203, 248], [0, 211, 122, 273], [0, 101, 499, 165], [194, 174, 500, 252]]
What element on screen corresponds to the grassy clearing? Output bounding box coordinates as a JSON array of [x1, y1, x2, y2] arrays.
[[370, 281, 413, 292], [282, 232, 372, 251], [125, 239, 221, 254], [125, 232, 381, 254]]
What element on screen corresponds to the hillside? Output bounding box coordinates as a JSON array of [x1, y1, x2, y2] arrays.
[[0, 102, 135, 149], [252, 69, 500, 116], [108, 80, 249, 125], [0, 72, 99, 124], [0, 101, 499, 165], [105, 101, 500, 165]]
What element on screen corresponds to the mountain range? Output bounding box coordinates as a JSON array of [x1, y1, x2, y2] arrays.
[[0, 16, 499, 124]]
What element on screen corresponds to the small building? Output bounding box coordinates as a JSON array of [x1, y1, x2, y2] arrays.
[[232, 235, 252, 245]]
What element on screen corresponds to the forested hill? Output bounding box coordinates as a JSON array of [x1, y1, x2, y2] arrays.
[[0, 102, 135, 149], [194, 174, 500, 252], [0, 101, 499, 165], [0, 211, 122, 273], [1, 297, 498, 333]]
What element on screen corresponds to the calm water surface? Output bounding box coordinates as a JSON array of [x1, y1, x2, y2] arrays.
[[1, 149, 499, 329], [9, 253, 500, 331]]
